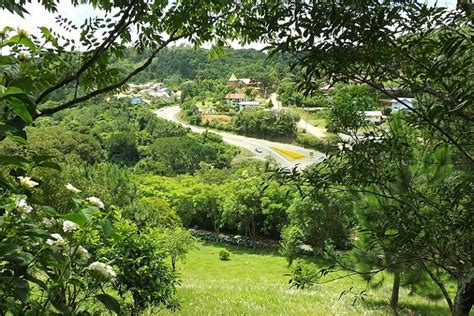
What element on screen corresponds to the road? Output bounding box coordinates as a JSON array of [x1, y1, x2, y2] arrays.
[[155, 106, 324, 170], [296, 119, 327, 139]]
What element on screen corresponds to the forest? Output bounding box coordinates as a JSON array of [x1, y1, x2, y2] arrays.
[[0, 1, 473, 315]]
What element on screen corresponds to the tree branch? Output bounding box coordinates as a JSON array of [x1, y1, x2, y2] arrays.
[[37, 31, 179, 117], [35, 2, 136, 104], [358, 78, 473, 162]]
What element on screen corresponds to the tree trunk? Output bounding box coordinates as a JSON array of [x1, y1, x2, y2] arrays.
[[250, 214, 256, 241], [452, 271, 474, 316], [390, 271, 401, 312], [421, 260, 453, 311], [171, 256, 176, 271]]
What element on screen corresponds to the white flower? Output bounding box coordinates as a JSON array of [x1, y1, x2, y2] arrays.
[[42, 217, 57, 228], [18, 176, 39, 189], [16, 199, 33, 218], [46, 233, 65, 247], [17, 27, 29, 37], [86, 196, 104, 209], [75, 246, 89, 259], [65, 183, 81, 194], [87, 261, 116, 281], [18, 51, 30, 62], [62, 220, 78, 233]]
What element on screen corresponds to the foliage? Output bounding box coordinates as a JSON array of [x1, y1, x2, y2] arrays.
[[277, 77, 323, 107], [296, 133, 339, 153], [325, 83, 379, 135], [125, 197, 181, 229], [219, 249, 231, 261], [106, 132, 139, 166], [233, 109, 298, 139], [103, 216, 179, 314], [157, 227, 196, 271], [287, 261, 319, 290], [280, 225, 305, 266]]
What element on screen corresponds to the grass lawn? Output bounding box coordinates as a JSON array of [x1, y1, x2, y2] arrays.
[[289, 107, 329, 128], [154, 243, 449, 316]]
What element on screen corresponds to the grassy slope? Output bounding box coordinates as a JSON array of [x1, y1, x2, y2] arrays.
[[155, 243, 448, 316]]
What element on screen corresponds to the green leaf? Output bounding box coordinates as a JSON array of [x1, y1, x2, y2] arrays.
[[32, 154, 55, 164], [8, 97, 33, 124], [37, 161, 61, 171], [62, 212, 88, 226], [5, 135, 27, 144], [10, 77, 33, 91], [40, 206, 58, 217], [0, 86, 24, 98], [96, 294, 121, 315], [0, 243, 19, 257], [19, 37, 36, 51], [0, 155, 29, 167]]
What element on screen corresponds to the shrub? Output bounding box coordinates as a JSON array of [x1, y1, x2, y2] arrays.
[[287, 261, 319, 290], [280, 226, 305, 266], [296, 133, 339, 153], [102, 217, 179, 314], [219, 249, 231, 261]]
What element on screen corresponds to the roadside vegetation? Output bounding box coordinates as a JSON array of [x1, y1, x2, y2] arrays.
[[0, 0, 472, 315]]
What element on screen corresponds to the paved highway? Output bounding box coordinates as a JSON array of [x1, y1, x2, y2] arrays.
[[155, 106, 324, 170]]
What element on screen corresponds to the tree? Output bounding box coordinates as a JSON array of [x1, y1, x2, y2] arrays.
[[222, 176, 265, 240], [157, 227, 196, 271], [326, 83, 379, 136], [244, 1, 473, 314], [106, 132, 140, 166]]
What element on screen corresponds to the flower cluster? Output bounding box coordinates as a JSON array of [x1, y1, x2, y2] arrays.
[[87, 262, 116, 281], [42, 217, 57, 228], [65, 183, 81, 194], [86, 196, 104, 209], [63, 220, 78, 233], [18, 176, 39, 189], [75, 245, 89, 260], [17, 27, 29, 37], [46, 233, 65, 251], [16, 198, 33, 218]]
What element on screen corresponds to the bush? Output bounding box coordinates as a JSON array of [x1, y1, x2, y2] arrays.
[[219, 249, 231, 261], [280, 226, 305, 266], [287, 261, 319, 289], [103, 217, 179, 314], [296, 133, 339, 153]]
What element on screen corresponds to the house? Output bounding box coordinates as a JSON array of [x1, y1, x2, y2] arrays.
[[225, 92, 248, 105], [361, 110, 384, 123], [391, 98, 414, 112], [227, 74, 261, 89]]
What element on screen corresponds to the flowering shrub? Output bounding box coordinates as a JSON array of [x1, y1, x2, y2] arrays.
[[0, 176, 123, 314], [1, 175, 178, 314], [0, 24, 179, 315]]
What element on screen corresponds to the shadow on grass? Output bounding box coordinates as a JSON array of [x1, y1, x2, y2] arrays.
[[201, 240, 281, 257], [200, 240, 331, 267], [361, 298, 450, 316]]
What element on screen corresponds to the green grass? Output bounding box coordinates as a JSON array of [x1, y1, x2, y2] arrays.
[[289, 107, 329, 128], [152, 243, 449, 316]]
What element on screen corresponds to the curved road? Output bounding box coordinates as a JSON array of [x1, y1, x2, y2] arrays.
[[155, 106, 324, 170]]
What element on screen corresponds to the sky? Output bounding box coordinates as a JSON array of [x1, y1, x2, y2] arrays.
[[1, 0, 458, 50]]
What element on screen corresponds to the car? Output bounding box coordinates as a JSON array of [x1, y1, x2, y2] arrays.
[[255, 148, 263, 153]]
